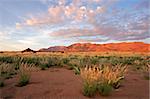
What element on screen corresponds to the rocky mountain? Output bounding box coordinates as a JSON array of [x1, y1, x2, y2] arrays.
[[39, 42, 149, 52], [39, 46, 67, 52], [21, 48, 36, 53]]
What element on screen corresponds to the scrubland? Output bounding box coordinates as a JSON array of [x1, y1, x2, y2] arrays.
[[0, 52, 149, 99]]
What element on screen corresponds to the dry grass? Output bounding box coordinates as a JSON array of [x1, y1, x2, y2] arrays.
[[80, 65, 127, 96], [17, 63, 33, 87]]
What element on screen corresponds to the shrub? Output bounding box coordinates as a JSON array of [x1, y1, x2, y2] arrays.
[[0, 56, 14, 63], [17, 70, 30, 87], [17, 63, 31, 87], [67, 59, 80, 70], [80, 65, 127, 97], [43, 56, 64, 67], [142, 64, 150, 80], [39, 58, 49, 70], [80, 66, 101, 97], [62, 57, 70, 65], [0, 63, 15, 79], [99, 65, 127, 89], [97, 83, 113, 96], [83, 82, 97, 97], [22, 57, 40, 65], [17, 72, 30, 87], [73, 66, 80, 75]]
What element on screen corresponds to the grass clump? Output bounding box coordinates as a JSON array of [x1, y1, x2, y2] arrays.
[[83, 82, 97, 97], [17, 63, 31, 87], [142, 64, 150, 80], [17, 72, 30, 87], [97, 83, 113, 96], [81, 66, 100, 97], [80, 65, 127, 97], [0, 63, 15, 79]]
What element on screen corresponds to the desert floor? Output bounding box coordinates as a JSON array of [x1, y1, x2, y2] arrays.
[[0, 67, 149, 99]]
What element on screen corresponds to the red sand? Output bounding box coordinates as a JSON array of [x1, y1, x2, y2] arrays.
[[0, 68, 149, 99]]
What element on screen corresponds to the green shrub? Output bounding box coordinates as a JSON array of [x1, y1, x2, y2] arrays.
[[81, 65, 127, 97], [83, 82, 97, 97], [17, 66, 30, 87], [17, 72, 30, 87], [97, 83, 113, 96], [90, 56, 99, 65], [67, 59, 80, 69], [111, 76, 124, 89], [73, 66, 80, 75], [45, 57, 64, 67], [22, 57, 40, 65], [62, 57, 70, 65], [0, 56, 14, 63], [39, 58, 49, 70], [0, 63, 15, 79]]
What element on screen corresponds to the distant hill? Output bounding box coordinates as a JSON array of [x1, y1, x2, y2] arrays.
[[39, 42, 150, 52], [21, 48, 36, 53], [39, 46, 67, 52]]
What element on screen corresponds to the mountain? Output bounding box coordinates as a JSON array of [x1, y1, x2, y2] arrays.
[[39, 46, 67, 52], [21, 48, 36, 53], [39, 42, 150, 52]]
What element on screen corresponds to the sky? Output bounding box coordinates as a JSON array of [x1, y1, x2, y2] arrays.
[[0, 0, 149, 51]]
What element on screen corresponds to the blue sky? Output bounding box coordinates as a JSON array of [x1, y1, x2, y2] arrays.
[[0, 0, 149, 51]]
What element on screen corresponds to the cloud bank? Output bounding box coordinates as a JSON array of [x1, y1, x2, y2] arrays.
[[0, 0, 149, 50]]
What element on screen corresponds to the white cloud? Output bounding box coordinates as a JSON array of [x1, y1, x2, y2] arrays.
[[16, 23, 22, 29]]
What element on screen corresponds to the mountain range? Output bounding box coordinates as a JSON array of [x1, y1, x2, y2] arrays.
[[38, 42, 149, 52]]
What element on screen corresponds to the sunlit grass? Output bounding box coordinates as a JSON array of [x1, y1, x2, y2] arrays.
[[80, 65, 127, 96]]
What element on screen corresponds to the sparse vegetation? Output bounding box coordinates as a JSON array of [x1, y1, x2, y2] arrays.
[[97, 83, 113, 96], [80, 65, 127, 97], [0, 52, 149, 98], [16, 63, 31, 87], [0, 63, 16, 79], [83, 81, 97, 97], [17, 72, 30, 87], [141, 63, 150, 80]]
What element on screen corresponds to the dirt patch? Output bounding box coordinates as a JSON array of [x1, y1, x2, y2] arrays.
[[0, 68, 149, 99]]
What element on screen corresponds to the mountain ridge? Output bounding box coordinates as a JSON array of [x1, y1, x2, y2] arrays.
[[39, 42, 150, 52]]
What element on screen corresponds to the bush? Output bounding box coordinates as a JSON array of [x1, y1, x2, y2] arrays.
[[80, 65, 127, 97], [0, 56, 14, 63], [142, 64, 150, 80], [72, 66, 80, 75], [39, 58, 49, 70], [83, 82, 97, 97], [17, 64, 31, 87], [80, 66, 100, 97], [97, 83, 113, 96], [0, 63, 15, 79], [17, 71, 30, 87]]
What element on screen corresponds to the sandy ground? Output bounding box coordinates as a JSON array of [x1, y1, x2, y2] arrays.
[[0, 68, 149, 99]]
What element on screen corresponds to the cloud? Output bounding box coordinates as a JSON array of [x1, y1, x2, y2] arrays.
[[49, 15, 149, 42], [14, 0, 149, 45], [15, 23, 22, 29], [49, 27, 113, 40], [17, 0, 107, 27], [48, 6, 63, 17]]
